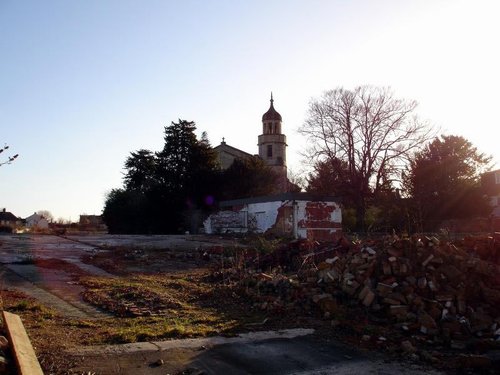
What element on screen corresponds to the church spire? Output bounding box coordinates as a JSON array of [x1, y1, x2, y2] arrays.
[[262, 92, 281, 121]]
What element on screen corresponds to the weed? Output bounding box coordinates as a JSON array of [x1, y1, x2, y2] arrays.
[[10, 299, 55, 319], [12, 299, 31, 311], [66, 320, 99, 328]]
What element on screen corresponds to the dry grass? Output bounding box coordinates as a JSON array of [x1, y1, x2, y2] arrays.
[[1, 269, 267, 345], [0, 272, 269, 374], [0, 239, 295, 374]]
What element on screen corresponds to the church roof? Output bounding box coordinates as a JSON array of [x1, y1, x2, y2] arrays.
[[262, 93, 282, 122], [213, 142, 253, 158]]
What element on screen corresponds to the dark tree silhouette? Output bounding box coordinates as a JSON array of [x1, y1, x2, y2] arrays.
[[103, 120, 219, 234], [403, 135, 492, 231], [123, 149, 157, 193], [220, 156, 279, 200]]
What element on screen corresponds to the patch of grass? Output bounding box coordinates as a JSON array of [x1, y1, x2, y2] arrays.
[[101, 313, 235, 344], [10, 299, 57, 320], [65, 319, 100, 328], [2, 267, 269, 350], [71, 272, 253, 344], [12, 299, 31, 311]]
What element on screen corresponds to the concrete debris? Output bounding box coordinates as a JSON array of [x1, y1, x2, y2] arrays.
[[215, 234, 500, 365]]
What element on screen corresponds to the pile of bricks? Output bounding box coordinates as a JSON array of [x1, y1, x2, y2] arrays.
[[237, 235, 500, 351], [309, 236, 500, 345]]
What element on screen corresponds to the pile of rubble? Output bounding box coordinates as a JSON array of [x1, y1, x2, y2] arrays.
[[309, 236, 500, 343], [222, 234, 500, 366]]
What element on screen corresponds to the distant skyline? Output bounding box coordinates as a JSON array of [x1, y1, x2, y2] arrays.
[[1, 0, 499, 221]]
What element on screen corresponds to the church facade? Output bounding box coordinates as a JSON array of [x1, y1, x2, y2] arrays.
[[213, 93, 288, 191]]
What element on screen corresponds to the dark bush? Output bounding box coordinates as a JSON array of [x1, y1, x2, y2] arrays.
[[0, 225, 13, 233]]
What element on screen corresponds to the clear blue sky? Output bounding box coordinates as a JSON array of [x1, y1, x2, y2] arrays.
[[1, 0, 499, 221]]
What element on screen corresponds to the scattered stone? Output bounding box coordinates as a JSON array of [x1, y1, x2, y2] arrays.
[[457, 354, 492, 368], [362, 290, 375, 307], [151, 359, 164, 367], [0, 336, 8, 351], [0, 355, 8, 372], [401, 340, 417, 353]]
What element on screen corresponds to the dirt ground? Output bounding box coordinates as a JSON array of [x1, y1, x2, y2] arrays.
[[0, 234, 327, 374], [0, 234, 496, 374], [0, 236, 230, 365]]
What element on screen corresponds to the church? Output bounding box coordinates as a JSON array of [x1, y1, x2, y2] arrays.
[[205, 94, 343, 240], [213, 93, 289, 192]]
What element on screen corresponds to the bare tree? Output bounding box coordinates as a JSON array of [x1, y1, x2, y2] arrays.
[[0, 144, 19, 166], [299, 86, 434, 230], [37, 210, 54, 223]]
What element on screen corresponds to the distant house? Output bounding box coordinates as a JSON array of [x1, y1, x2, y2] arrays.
[[204, 192, 342, 241], [482, 169, 500, 212], [79, 215, 107, 232], [481, 169, 500, 231], [0, 208, 22, 230], [25, 212, 49, 230]]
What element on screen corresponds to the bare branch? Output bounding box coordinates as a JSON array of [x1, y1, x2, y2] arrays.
[[0, 144, 19, 167], [298, 86, 435, 229]]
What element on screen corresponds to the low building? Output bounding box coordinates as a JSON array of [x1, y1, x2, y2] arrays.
[[25, 212, 50, 230], [481, 168, 500, 231], [482, 169, 500, 210], [204, 193, 342, 241], [0, 208, 22, 231], [79, 215, 107, 232]]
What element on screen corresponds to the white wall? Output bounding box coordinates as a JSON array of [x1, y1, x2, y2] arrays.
[[246, 201, 284, 232], [204, 199, 342, 238]]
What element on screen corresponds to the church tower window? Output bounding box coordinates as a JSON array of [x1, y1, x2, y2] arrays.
[[267, 145, 273, 158]]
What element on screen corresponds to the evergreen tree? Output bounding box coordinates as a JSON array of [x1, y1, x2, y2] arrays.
[[123, 149, 157, 192], [220, 156, 279, 200], [102, 119, 219, 234]]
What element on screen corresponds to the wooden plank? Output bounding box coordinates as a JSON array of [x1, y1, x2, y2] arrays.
[[2, 311, 44, 375]]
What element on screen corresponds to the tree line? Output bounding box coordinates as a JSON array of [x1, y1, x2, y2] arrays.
[[103, 120, 279, 234], [103, 87, 494, 234], [301, 86, 492, 233]]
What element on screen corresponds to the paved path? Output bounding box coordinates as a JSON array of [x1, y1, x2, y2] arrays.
[[0, 235, 110, 318], [0, 234, 240, 318], [0, 265, 107, 319]]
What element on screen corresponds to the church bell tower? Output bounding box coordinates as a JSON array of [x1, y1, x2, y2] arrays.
[[258, 93, 288, 191]]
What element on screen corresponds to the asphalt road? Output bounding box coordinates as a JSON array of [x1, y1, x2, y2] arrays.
[[69, 329, 442, 375]]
